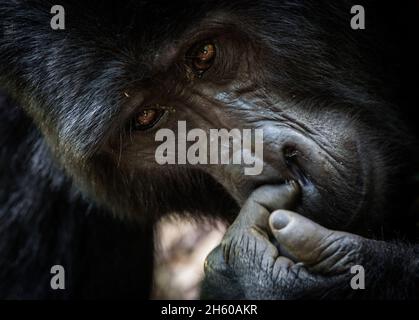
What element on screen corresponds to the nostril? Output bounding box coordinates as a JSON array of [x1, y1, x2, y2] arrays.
[[283, 146, 298, 167], [283, 146, 309, 186], [283, 146, 300, 166]]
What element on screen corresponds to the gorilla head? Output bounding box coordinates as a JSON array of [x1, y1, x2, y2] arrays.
[[0, 0, 418, 299], [13, 2, 410, 231]]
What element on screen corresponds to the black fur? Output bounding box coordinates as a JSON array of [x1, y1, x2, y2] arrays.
[[0, 1, 418, 299]]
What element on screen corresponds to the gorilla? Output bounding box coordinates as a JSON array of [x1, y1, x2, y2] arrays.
[[0, 0, 418, 299]]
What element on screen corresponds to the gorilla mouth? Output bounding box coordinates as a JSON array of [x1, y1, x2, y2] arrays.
[[248, 148, 308, 188], [206, 128, 368, 230]]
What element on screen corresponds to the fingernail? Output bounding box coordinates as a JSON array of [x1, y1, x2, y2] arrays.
[[271, 211, 289, 230]]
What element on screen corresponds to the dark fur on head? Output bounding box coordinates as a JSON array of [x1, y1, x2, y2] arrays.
[[0, 0, 418, 298]]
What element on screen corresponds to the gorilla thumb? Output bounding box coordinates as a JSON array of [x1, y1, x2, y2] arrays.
[[268, 210, 335, 265]]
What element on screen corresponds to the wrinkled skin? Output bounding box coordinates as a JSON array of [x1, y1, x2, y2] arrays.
[[0, 1, 419, 298], [202, 184, 419, 299]]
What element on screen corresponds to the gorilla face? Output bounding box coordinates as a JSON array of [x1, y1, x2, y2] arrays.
[[3, 1, 411, 234], [106, 32, 378, 231]]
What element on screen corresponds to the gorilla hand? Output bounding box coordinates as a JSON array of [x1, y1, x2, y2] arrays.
[[201, 183, 419, 299]]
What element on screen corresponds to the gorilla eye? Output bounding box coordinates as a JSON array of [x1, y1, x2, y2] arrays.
[[187, 42, 216, 75], [132, 108, 166, 131]]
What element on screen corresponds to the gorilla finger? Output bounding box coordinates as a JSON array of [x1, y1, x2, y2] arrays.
[[202, 245, 244, 299], [250, 181, 301, 212], [204, 244, 232, 276], [269, 210, 336, 265], [231, 181, 301, 232]]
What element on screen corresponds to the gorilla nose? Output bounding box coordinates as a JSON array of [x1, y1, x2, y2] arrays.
[[283, 146, 310, 186], [262, 127, 331, 193]]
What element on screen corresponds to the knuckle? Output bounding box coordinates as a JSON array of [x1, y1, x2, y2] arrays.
[[313, 232, 363, 273]]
